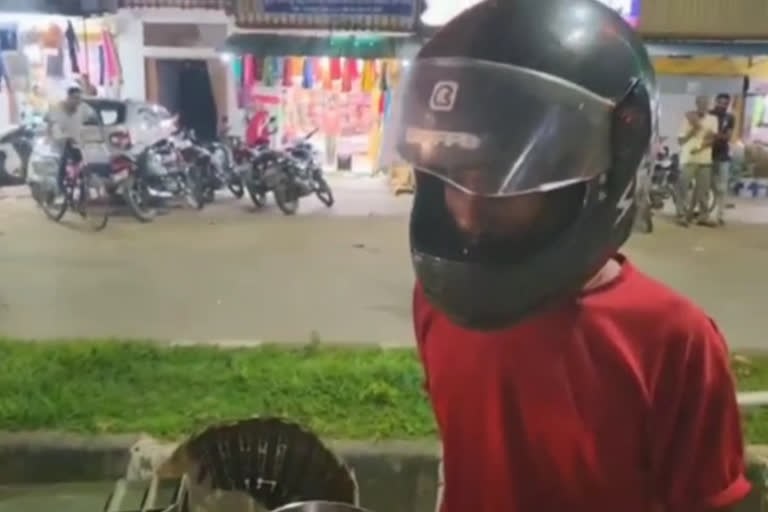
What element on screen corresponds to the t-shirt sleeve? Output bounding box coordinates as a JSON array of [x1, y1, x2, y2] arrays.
[[678, 117, 690, 138], [651, 317, 750, 510]]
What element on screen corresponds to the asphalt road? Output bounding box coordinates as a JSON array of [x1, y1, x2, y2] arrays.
[[1, 180, 768, 349]]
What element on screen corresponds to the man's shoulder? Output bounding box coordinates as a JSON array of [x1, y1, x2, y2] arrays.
[[603, 263, 724, 354]]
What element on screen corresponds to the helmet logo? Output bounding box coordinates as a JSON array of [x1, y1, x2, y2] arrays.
[[614, 176, 636, 226], [429, 81, 459, 112]]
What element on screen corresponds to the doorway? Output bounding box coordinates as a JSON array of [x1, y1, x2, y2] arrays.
[[149, 59, 218, 141]]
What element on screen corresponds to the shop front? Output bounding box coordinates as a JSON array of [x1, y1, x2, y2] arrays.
[[639, 0, 768, 198], [0, 12, 123, 132], [224, 0, 420, 178]]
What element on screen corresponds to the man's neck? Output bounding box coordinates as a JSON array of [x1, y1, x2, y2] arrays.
[[583, 258, 622, 292]]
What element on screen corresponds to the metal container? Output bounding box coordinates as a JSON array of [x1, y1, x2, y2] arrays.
[[271, 501, 374, 512]]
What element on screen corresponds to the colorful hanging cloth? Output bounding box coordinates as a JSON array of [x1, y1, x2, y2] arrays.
[[98, 44, 106, 85], [65, 21, 80, 74], [342, 58, 358, 93], [282, 56, 294, 87], [101, 30, 119, 83], [361, 60, 376, 93], [302, 57, 314, 89], [329, 58, 342, 81], [243, 55, 255, 90]]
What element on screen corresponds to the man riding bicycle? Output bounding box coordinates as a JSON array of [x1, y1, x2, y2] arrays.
[[45, 86, 98, 185]]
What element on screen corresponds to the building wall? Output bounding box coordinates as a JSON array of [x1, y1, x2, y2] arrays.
[[113, 7, 241, 133], [640, 0, 768, 39]]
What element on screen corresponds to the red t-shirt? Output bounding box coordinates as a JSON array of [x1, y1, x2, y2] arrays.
[[413, 256, 749, 512]]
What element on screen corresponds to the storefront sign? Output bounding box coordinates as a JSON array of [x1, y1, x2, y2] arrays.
[[421, 0, 641, 27], [229, 0, 418, 31], [263, 0, 413, 17]]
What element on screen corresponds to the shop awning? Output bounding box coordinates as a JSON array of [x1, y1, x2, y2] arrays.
[[0, 0, 117, 15], [223, 32, 424, 59], [646, 40, 768, 57]]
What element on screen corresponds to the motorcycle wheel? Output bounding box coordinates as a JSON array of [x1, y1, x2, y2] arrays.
[[228, 179, 245, 199], [186, 166, 207, 210], [314, 176, 334, 207], [246, 183, 267, 208], [274, 184, 299, 215], [123, 176, 156, 223]]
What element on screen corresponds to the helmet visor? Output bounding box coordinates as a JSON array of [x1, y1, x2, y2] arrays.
[[379, 57, 616, 197]]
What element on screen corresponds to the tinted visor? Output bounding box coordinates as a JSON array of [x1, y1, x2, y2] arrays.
[[380, 58, 616, 196]]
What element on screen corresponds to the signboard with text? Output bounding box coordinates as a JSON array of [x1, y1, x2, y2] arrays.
[[230, 0, 418, 31], [263, 0, 413, 17], [421, 0, 641, 27]]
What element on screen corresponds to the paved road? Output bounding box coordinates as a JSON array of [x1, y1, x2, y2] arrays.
[[1, 180, 768, 349]]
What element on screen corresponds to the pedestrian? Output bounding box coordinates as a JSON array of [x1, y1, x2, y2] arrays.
[[676, 95, 718, 227], [380, 1, 749, 511], [711, 92, 736, 226]]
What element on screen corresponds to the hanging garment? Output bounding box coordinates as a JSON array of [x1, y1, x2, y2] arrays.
[[0, 51, 5, 92], [101, 30, 118, 83], [98, 45, 106, 86], [342, 57, 359, 93], [321, 59, 332, 90], [302, 57, 314, 89], [329, 58, 342, 81], [232, 56, 243, 85], [262, 57, 274, 87], [361, 60, 376, 93], [104, 31, 123, 84], [65, 21, 80, 74], [46, 48, 65, 78], [0, 23, 18, 51], [282, 56, 294, 87], [243, 55, 255, 91], [379, 61, 389, 92], [274, 57, 285, 85], [251, 57, 263, 82]]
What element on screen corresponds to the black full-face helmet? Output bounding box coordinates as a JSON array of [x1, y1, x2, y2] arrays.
[[380, 0, 656, 330]]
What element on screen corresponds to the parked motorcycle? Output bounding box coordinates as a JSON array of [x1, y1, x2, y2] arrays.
[[0, 124, 34, 186], [649, 145, 678, 210], [232, 137, 272, 208], [271, 129, 335, 215], [108, 130, 206, 221], [204, 137, 246, 200]]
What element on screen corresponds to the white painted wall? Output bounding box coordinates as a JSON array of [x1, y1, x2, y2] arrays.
[[112, 7, 241, 134]]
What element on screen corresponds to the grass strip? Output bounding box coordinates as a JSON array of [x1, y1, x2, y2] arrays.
[[1, 340, 768, 443]]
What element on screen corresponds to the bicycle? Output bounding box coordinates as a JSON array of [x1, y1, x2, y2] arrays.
[[36, 140, 110, 231]]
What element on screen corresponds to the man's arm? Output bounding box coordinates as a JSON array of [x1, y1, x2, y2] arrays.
[[678, 115, 698, 146], [651, 317, 750, 512], [715, 114, 735, 142]]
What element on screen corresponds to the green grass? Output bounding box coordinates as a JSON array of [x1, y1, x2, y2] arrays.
[[2, 340, 768, 443]]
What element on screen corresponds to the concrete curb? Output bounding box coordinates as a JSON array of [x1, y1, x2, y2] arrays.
[[0, 433, 765, 512], [0, 433, 440, 512]]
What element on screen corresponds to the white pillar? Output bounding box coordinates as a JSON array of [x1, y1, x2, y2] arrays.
[[114, 10, 146, 101]]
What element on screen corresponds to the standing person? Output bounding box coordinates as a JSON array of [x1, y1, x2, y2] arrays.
[[677, 95, 718, 227], [711, 93, 736, 226], [381, 1, 749, 511]]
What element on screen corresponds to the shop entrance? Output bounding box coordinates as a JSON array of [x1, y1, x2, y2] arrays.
[[149, 58, 218, 141]]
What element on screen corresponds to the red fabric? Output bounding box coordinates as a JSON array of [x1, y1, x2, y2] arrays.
[[242, 55, 254, 91], [329, 58, 342, 81], [245, 111, 269, 147], [414, 256, 750, 512]]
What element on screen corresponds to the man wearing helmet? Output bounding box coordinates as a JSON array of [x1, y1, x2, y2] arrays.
[[382, 1, 749, 511]]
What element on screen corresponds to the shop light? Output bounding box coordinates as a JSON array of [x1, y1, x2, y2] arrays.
[[219, 52, 233, 63]]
